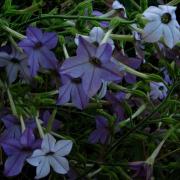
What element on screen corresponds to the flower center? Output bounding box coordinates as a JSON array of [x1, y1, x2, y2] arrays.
[[71, 77, 82, 84], [159, 86, 164, 91], [46, 152, 54, 156], [11, 58, 20, 63], [161, 13, 171, 24], [34, 42, 43, 49], [89, 57, 102, 67]]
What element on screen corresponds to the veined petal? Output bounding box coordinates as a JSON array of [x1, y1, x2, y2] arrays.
[[163, 25, 174, 48], [143, 6, 162, 16], [26, 149, 45, 166], [42, 133, 56, 152], [49, 156, 69, 174], [6, 64, 19, 83], [77, 37, 96, 58], [54, 140, 73, 156], [89, 27, 105, 44], [26, 27, 43, 42], [42, 32, 58, 49], [143, 21, 162, 42], [35, 157, 50, 179], [4, 152, 29, 177], [20, 128, 35, 147], [82, 66, 102, 97], [96, 43, 112, 63], [28, 50, 40, 77], [60, 56, 88, 77], [57, 83, 72, 105]]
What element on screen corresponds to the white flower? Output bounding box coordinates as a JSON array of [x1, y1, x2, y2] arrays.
[[75, 27, 115, 50], [27, 134, 73, 179], [142, 5, 180, 48], [150, 82, 168, 100], [112, 0, 127, 17]]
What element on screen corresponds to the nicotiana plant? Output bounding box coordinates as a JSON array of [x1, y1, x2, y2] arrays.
[[0, 0, 179, 179]]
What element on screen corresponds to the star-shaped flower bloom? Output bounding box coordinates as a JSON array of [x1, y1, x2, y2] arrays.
[[75, 27, 115, 50], [150, 82, 168, 100], [0, 47, 30, 83], [142, 5, 180, 48], [60, 37, 123, 97], [88, 116, 110, 144], [57, 75, 89, 109], [27, 134, 73, 179], [0, 128, 41, 177], [18, 27, 58, 77], [106, 91, 126, 120]]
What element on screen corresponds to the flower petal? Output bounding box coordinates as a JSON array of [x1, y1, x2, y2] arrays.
[[89, 27, 105, 44], [54, 140, 73, 156], [42, 32, 58, 49], [42, 133, 56, 152], [26, 27, 43, 42], [4, 152, 29, 177], [49, 156, 69, 174], [20, 128, 35, 147]]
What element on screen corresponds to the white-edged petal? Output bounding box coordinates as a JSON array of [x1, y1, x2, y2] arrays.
[[35, 158, 50, 179], [89, 27, 105, 43], [143, 21, 162, 42], [41, 133, 56, 152], [54, 140, 73, 156], [143, 6, 162, 16], [112, 1, 124, 10], [49, 156, 69, 174], [26, 149, 45, 166], [163, 25, 174, 48], [75, 34, 92, 45]]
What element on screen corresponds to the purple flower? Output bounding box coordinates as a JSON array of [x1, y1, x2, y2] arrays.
[[162, 68, 173, 85], [0, 47, 30, 83], [150, 82, 168, 100], [60, 37, 122, 97], [57, 75, 89, 109], [88, 116, 110, 144], [106, 91, 126, 120], [0, 128, 41, 177], [41, 110, 62, 131], [129, 161, 153, 180], [113, 51, 142, 84], [18, 27, 58, 77], [0, 114, 36, 140]]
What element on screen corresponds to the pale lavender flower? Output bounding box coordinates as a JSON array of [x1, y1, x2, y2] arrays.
[[142, 5, 180, 48], [0, 47, 30, 83], [60, 37, 122, 97], [150, 82, 168, 100], [18, 27, 58, 77], [0, 128, 41, 177], [27, 134, 73, 179]]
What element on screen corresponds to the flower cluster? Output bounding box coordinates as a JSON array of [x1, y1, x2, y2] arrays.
[[0, 0, 179, 179]]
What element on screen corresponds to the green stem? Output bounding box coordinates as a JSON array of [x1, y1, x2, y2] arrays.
[[2, 25, 26, 39], [146, 126, 176, 165], [19, 115, 26, 132], [167, 0, 180, 5], [110, 34, 134, 42], [47, 109, 57, 132], [100, 28, 113, 45], [35, 112, 45, 138], [119, 104, 147, 128], [63, 44, 70, 58], [7, 88, 18, 116], [21, 14, 135, 26], [130, 0, 141, 11], [8, 1, 43, 14]]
